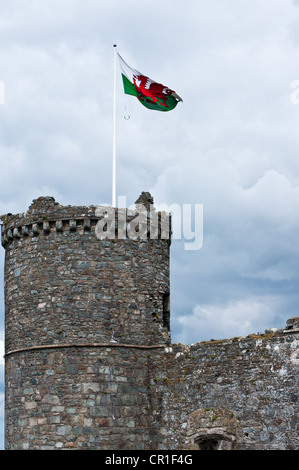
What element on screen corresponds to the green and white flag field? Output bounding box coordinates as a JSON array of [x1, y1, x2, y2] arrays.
[[118, 53, 183, 112]]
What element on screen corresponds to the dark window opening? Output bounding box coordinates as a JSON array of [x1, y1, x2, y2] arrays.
[[196, 438, 220, 450], [162, 293, 170, 331]]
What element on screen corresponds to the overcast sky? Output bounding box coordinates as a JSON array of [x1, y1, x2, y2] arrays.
[[1, 0, 299, 449]]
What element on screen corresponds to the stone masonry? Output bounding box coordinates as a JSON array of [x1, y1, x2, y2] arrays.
[[1, 195, 298, 450]]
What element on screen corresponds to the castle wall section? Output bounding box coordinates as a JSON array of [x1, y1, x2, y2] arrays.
[[2, 196, 298, 450], [148, 318, 299, 450]]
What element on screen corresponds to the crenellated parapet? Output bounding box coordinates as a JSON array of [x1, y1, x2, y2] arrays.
[[1, 196, 171, 248]]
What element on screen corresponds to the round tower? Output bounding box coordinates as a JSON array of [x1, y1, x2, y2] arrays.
[[1, 195, 171, 450]]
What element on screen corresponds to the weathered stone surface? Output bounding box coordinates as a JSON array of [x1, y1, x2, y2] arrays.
[[148, 330, 299, 450], [2, 196, 298, 450], [2, 196, 171, 352]]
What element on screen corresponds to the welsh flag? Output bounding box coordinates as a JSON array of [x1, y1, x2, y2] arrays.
[[118, 53, 182, 112]]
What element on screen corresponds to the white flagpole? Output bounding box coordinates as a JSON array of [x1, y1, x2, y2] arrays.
[[112, 44, 117, 207]]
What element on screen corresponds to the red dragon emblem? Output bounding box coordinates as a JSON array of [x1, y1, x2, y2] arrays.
[[133, 74, 176, 107]]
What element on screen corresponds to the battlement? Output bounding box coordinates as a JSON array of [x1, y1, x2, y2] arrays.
[[1, 196, 171, 248]]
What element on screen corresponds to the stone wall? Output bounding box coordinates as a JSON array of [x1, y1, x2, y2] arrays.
[[5, 345, 161, 450], [148, 317, 299, 450], [2, 196, 298, 450]]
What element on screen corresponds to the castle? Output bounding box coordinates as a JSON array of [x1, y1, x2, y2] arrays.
[[1, 194, 298, 450]]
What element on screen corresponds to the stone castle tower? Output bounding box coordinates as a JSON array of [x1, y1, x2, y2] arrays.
[[1, 195, 299, 450]]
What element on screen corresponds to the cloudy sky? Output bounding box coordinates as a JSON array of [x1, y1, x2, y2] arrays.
[[1, 0, 299, 449]]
